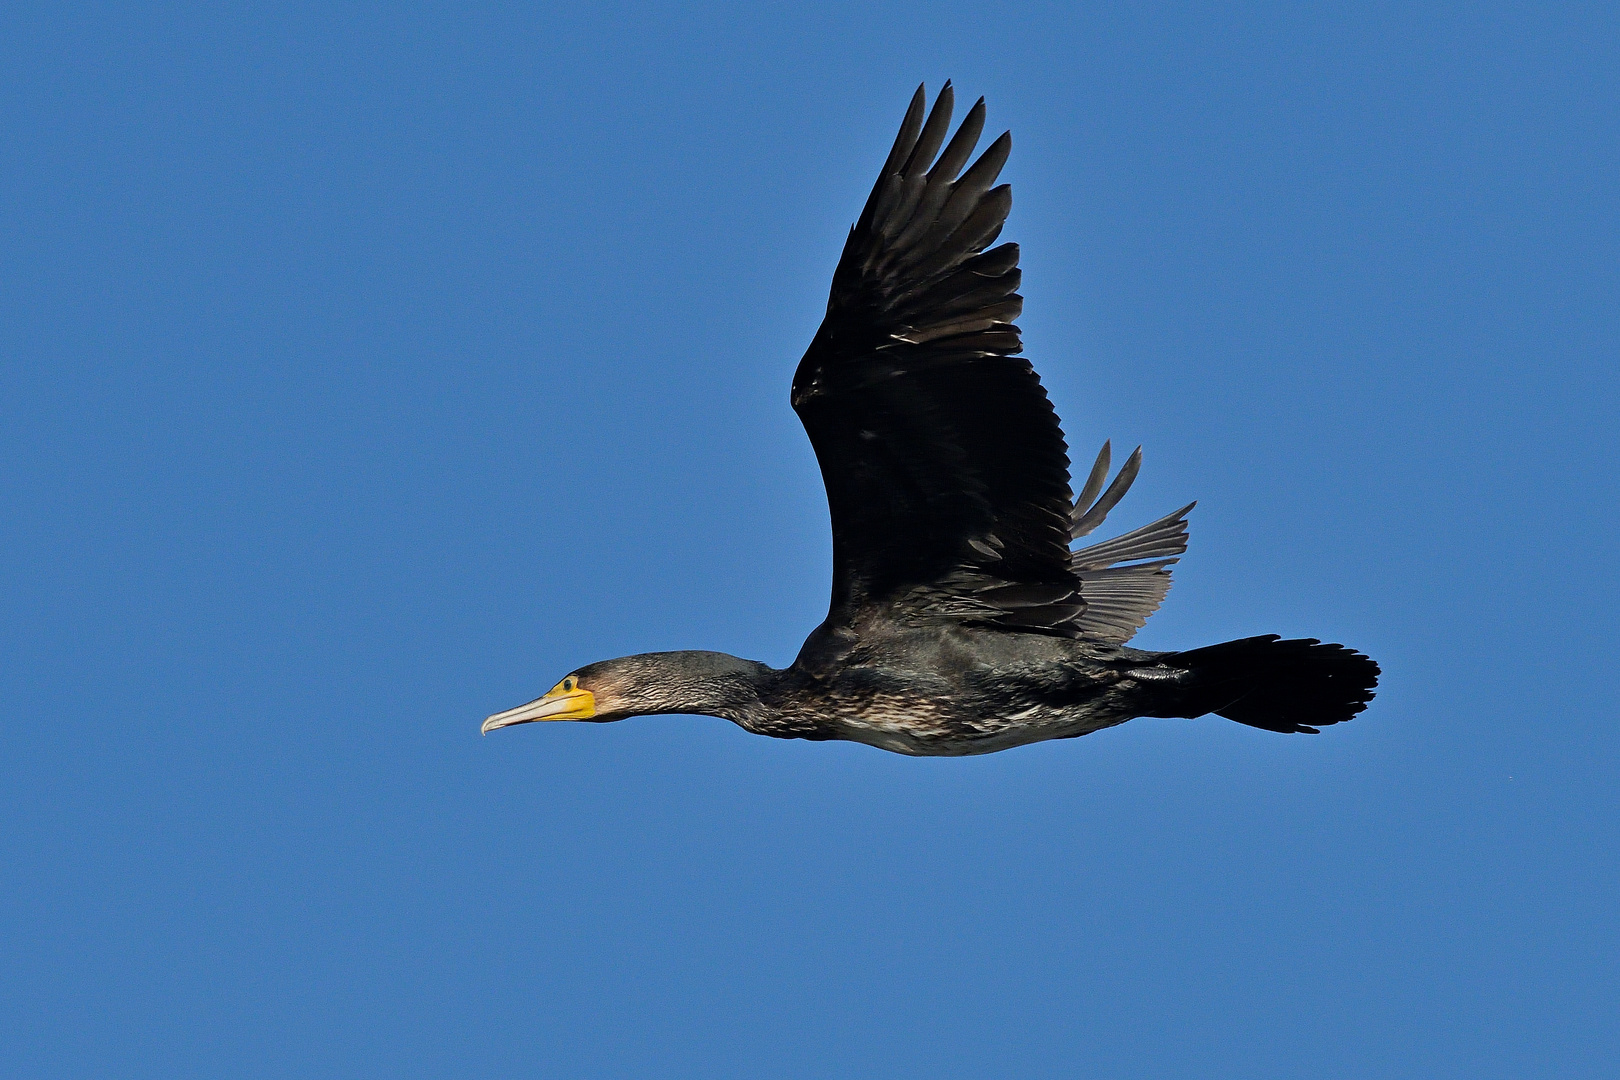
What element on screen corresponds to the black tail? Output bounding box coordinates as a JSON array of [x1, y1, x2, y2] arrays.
[[1149, 635, 1379, 733]]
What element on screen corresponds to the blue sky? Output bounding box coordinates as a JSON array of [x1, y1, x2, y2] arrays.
[[2, 3, 1615, 1077]]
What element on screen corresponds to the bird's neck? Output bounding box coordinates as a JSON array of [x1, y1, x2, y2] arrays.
[[679, 672, 774, 726], [618, 651, 784, 730]]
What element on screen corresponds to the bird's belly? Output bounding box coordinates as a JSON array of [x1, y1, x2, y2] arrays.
[[818, 695, 1130, 757]]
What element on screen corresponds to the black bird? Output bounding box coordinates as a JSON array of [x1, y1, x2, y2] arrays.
[[482, 84, 1378, 756]]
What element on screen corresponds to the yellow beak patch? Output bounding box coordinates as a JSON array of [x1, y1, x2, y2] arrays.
[[481, 678, 597, 733]]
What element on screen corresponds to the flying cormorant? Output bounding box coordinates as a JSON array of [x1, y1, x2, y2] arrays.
[[482, 84, 1379, 756]]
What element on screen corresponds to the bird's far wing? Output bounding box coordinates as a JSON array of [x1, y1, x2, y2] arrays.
[[792, 84, 1080, 631], [1067, 441, 1195, 643]]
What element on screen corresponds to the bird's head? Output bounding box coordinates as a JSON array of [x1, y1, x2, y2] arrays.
[[480, 651, 774, 734]]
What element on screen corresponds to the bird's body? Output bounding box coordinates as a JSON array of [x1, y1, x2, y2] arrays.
[[483, 84, 1378, 754], [770, 622, 1150, 755]]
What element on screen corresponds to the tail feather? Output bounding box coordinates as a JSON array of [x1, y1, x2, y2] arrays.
[[1150, 635, 1380, 734]]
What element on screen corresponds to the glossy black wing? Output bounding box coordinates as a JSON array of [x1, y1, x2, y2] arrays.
[[792, 84, 1079, 630]]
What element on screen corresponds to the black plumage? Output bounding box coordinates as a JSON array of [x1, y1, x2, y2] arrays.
[[482, 84, 1379, 756]]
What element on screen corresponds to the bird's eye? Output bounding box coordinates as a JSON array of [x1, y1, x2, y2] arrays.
[[564, 677, 577, 691]]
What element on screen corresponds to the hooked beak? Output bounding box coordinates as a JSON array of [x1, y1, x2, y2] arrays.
[[481, 686, 597, 734]]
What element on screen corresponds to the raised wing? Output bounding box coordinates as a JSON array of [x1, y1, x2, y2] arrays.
[[793, 84, 1079, 630]]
